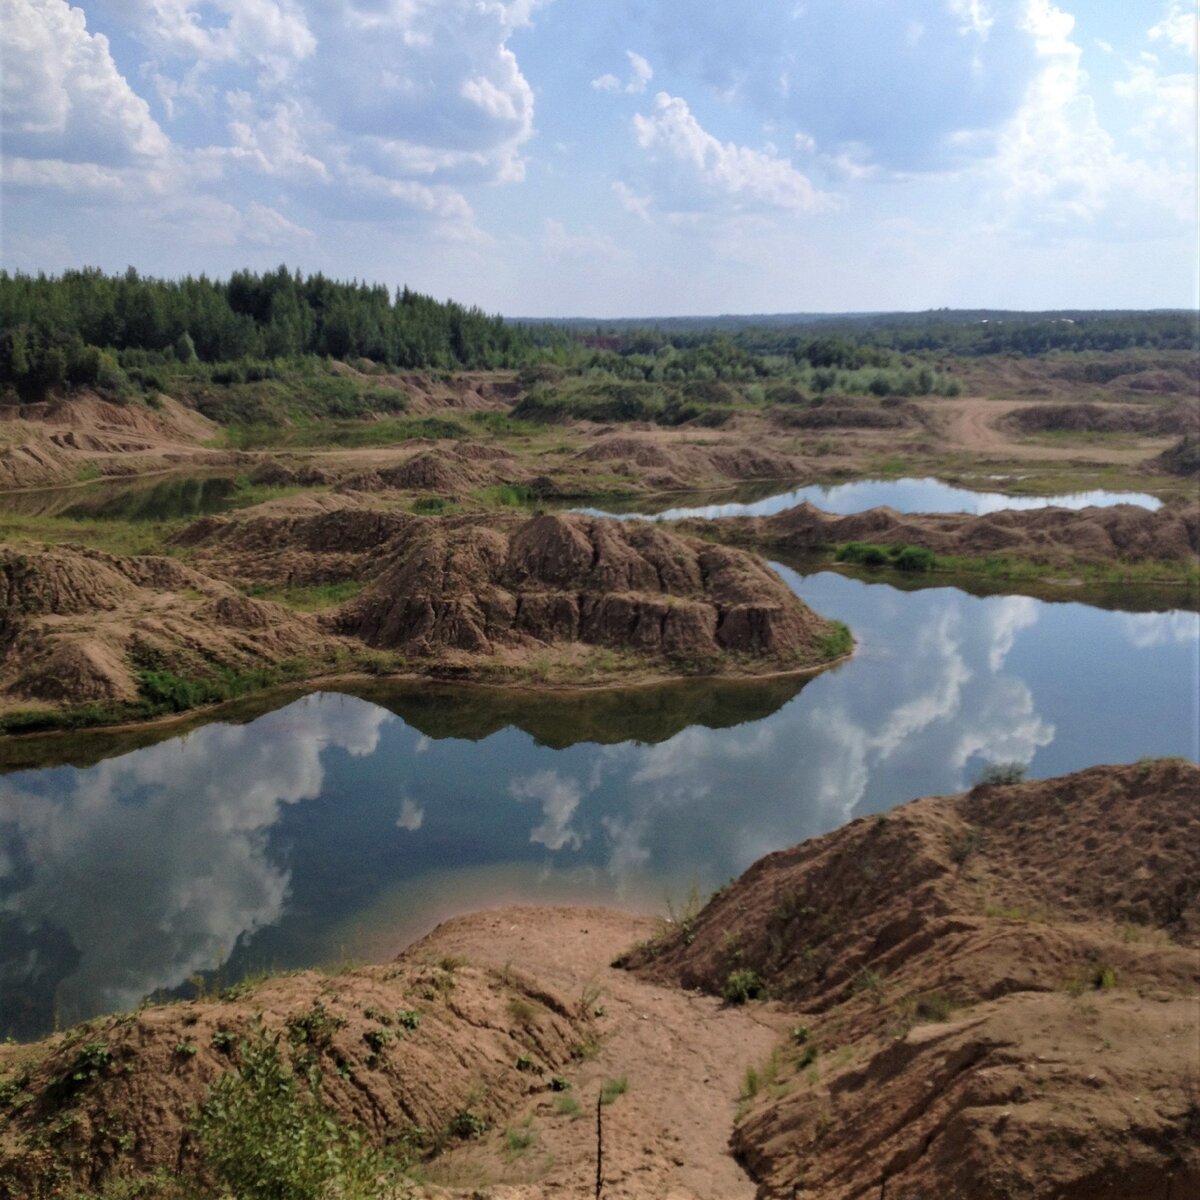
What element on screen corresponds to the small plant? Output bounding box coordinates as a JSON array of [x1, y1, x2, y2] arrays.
[[600, 1076, 629, 1106], [851, 967, 885, 997], [174, 1041, 198, 1058], [790, 1025, 810, 1045], [724, 968, 767, 1005], [504, 1123, 535, 1156], [515, 1053, 537, 1073], [395, 1009, 421, 1031], [554, 1093, 581, 1118], [508, 996, 536, 1025], [64, 1041, 113, 1087], [286, 1002, 347, 1050], [448, 1108, 488, 1140], [976, 761, 1028, 786], [211, 1030, 236, 1052], [949, 826, 985, 866], [363, 1028, 393, 1055], [549, 1075, 570, 1091]]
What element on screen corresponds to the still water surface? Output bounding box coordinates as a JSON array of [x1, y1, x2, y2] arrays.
[[580, 477, 1164, 520], [2, 569, 1196, 1040]]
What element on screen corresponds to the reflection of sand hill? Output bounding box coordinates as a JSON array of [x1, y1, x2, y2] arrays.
[[699, 498, 1200, 568], [624, 758, 1200, 1200], [2, 507, 844, 718], [1, 762, 1195, 1198]]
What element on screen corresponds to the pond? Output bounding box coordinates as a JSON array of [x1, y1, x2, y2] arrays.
[[1, 569, 1196, 1040], [1, 473, 248, 522], [577, 477, 1164, 521]]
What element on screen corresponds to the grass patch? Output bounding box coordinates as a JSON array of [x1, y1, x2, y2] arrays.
[[724, 968, 767, 1005], [599, 1076, 628, 1106], [244, 580, 364, 611], [835, 542, 936, 572], [220, 415, 467, 450], [818, 620, 853, 659]]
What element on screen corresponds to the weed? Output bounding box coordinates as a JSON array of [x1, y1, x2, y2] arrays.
[[554, 1094, 582, 1118], [818, 620, 854, 659], [507, 997, 536, 1025], [174, 1041, 198, 1058], [724, 968, 767, 1005], [447, 1108, 488, 1140], [950, 826, 985, 866], [851, 968, 885, 998], [504, 1122, 535, 1156], [599, 1076, 628, 1106], [395, 1009, 421, 1031]]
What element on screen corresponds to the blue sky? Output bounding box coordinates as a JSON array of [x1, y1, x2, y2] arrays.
[[2, 0, 1195, 315]]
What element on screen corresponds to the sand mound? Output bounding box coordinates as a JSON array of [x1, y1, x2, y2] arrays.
[[1150, 434, 1200, 477], [772, 402, 915, 430], [0, 953, 590, 1196], [173, 493, 419, 585], [704, 499, 1200, 568], [624, 760, 1200, 1200], [0, 395, 220, 490], [1007, 401, 1198, 437], [337, 443, 520, 495], [335, 511, 842, 667], [0, 544, 332, 709], [577, 436, 801, 487]]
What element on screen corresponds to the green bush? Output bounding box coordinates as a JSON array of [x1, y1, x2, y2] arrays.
[[195, 1028, 396, 1200], [724, 968, 766, 1005], [976, 761, 1028, 786]]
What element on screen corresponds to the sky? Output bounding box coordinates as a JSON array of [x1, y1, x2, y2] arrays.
[[1, 0, 1196, 316]]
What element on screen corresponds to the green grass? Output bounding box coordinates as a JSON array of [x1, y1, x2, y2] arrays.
[[599, 1076, 628, 1106], [220, 415, 467, 450], [244, 580, 364, 611], [818, 620, 853, 659]]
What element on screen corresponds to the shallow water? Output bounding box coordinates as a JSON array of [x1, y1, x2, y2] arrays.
[[1, 569, 1196, 1040], [2, 473, 246, 522], [577, 477, 1164, 520]]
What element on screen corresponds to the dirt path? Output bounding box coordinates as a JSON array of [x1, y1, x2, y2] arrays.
[[409, 906, 788, 1198], [922, 395, 1173, 463]]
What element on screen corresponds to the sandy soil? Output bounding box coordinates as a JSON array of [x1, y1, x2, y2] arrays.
[[920, 396, 1180, 463]]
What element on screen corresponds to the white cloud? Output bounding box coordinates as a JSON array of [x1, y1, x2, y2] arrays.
[[509, 769, 586, 851], [0, 696, 388, 1021], [396, 796, 425, 831], [948, 0, 995, 39], [1148, 0, 1197, 55], [633, 91, 834, 213], [542, 218, 626, 263], [592, 49, 653, 95], [1114, 55, 1196, 146], [612, 180, 652, 220], [2, 0, 169, 164], [989, 0, 1192, 226], [103, 0, 316, 73], [225, 92, 330, 180], [1119, 610, 1200, 650]]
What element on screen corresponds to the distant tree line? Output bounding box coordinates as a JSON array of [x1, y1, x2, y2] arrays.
[[534, 311, 1199, 359], [0, 266, 535, 402]]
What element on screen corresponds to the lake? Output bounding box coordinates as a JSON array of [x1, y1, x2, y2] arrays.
[[1, 567, 1196, 1041], [578, 477, 1165, 520]]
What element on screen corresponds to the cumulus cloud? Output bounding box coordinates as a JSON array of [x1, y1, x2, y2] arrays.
[[396, 796, 425, 831], [639, 0, 1036, 171], [1148, 0, 1196, 55], [0, 696, 389, 1023], [509, 769, 587, 851], [2, 0, 169, 164], [633, 92, 833, 213], [988, 0, 1193, 227]]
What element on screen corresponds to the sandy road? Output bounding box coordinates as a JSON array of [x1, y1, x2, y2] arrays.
[[918, 395, 1174, 464]]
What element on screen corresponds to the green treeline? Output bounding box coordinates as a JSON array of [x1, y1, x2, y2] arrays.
[[537, 310, 1199, 356], [0, 265, 534, 402]]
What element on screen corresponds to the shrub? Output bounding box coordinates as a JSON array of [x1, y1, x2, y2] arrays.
[[195, 1029, 395, 1200], [977, 761, 1028, 786], [724, 968, 766, 1005]]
